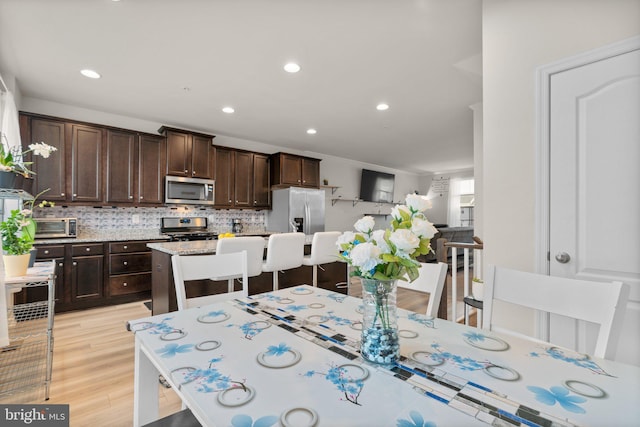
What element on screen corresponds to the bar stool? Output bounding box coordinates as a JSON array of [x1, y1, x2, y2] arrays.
[[214, 236, 266, 292], [302, 231, 341, 287], [262, 232, 305, 291]]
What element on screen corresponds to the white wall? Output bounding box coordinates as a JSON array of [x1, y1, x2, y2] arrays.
[[19, 97, 423, 233], [483, 0, 640, 331]]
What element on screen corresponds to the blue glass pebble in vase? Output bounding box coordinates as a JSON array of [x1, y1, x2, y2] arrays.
[[360, 278, 399, 365]]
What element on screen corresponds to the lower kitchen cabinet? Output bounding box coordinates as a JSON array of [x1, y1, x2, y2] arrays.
[[108, 241, 153, 296], [71, 243, 104, 301], [30, 239, 159, 312]]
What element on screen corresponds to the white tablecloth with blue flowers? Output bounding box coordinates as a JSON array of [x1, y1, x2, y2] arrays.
[[130, 285, 640, 427]]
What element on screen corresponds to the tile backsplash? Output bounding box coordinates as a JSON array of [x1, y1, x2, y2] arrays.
[[33, 206, 266, 235]]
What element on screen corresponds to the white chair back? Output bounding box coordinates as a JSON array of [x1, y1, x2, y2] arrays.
[[397, 262, 448, 318], [302, 231, 341, 287], [262, 232, 305, 290], [216, 236, 265, 277], [172, 251, 248, 311], [303, 231, 342, 265], [483, 264, 629, 360]]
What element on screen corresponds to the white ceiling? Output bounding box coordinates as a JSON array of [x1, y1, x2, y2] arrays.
[[0, 0, 482, 174]]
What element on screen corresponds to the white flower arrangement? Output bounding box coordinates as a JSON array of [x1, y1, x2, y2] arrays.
[[337, 194, 438, 282]]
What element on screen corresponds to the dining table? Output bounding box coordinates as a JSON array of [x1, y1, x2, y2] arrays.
[[129, 285, 640, 427]]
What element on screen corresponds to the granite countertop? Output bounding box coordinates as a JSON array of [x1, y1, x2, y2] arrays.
[[34, 229, 170, 245], [147, 233, 314, 255]]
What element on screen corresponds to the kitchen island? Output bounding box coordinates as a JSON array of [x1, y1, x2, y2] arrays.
[[147, 238, 347, 315]]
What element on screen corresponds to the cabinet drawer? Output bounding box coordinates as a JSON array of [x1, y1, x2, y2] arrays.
[[110, 253, 152, 275], [35, 245, 65, 259], [109, 273, 151, 296], [72, 243, 104, 256], [109, 241, 151, 254]]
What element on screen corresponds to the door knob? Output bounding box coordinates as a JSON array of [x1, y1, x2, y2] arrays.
[[555, 252, 571, 263]]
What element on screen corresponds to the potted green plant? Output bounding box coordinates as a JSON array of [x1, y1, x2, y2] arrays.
[[0, 208, 36, 277]]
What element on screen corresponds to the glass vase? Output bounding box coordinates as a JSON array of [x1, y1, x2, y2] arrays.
[[360, 278, 399, 365]]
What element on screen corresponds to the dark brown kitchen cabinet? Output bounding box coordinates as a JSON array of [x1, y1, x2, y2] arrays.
[[270, 152, 321, 188], [161, 127, 215, 179], [234, 151, 253, 207], [138, 134, 166, 204], [105, 129, 136, 203], [214, 148, 271, 209], [106, 132, 165, 205], [253, 153, 270, 207], [70, 243, 104, 301], [22, 116, 67, 201], [214, 147, 234, 207], [108, 241, 153, 297], [71, 124, 103, 202]]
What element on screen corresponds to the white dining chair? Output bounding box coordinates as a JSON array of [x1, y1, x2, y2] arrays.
[[172, 251, 248, 311], [397, 262, 448, 319], [301, 231, 342, 287], [482, 264, 629, 360], [262, 232, 305, 291], [214, 236, 265, 292]]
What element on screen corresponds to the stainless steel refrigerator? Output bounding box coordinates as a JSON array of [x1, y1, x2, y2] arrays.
[[266, 187, 325, 234]]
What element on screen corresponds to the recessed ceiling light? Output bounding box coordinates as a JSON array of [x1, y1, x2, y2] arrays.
[[284, 62, 301, 73], [222, 107, 235, 114], [306, 128, 317, 135], [80, 69, 101, 79], [376, 103, 389, 111]]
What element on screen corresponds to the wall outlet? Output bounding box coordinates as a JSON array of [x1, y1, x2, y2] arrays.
[[131, 214, 140, 224]]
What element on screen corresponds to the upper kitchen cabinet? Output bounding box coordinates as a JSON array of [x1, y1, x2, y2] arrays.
[[21, 115, 67, 201], [252, 153, 270, 208], [21, 113, 102, 203], [105, 131, 166, 205], [235, 150, 270, 208], [270, 152, 320, 188], [214, 147, 271, 209], [137, 134, 166, 204], [213, 146, 233, 208], [105, 129, 136, 203], [70, 124, 103, 202], [160, 127, 215, 179]]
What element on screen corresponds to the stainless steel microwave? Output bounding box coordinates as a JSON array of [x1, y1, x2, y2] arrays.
[[34, 218, 77, 239], [165, 176, 215, 205]]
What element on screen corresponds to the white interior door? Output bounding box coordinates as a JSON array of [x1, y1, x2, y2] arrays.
[[548, 45, 640, 364]]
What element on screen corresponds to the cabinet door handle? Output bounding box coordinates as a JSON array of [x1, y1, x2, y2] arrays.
[[86, 247, 91, 252], [44, 250, 50, 254], [73, 193, 77, 197], [58, 262, 63, 267], [123, 245, 128, 249], [123, 261, 128, 266], [123, 282, 128, 287], [61, 193, 65, 196], [73, 261, 77, 266], [184, 169, 188, 173], [192, 171, 196, 175], [128, 196, 133, 199], [140, 196, 144, 200]]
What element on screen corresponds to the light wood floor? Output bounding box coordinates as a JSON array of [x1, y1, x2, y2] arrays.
[[6, 273, 476, 426]]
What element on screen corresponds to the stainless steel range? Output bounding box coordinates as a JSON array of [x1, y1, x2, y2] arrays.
[[160, 217, 218, 242]]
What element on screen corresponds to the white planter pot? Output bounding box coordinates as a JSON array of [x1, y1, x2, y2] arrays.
[[2, 253, 31, 277], [472, 281, 484, 301]]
